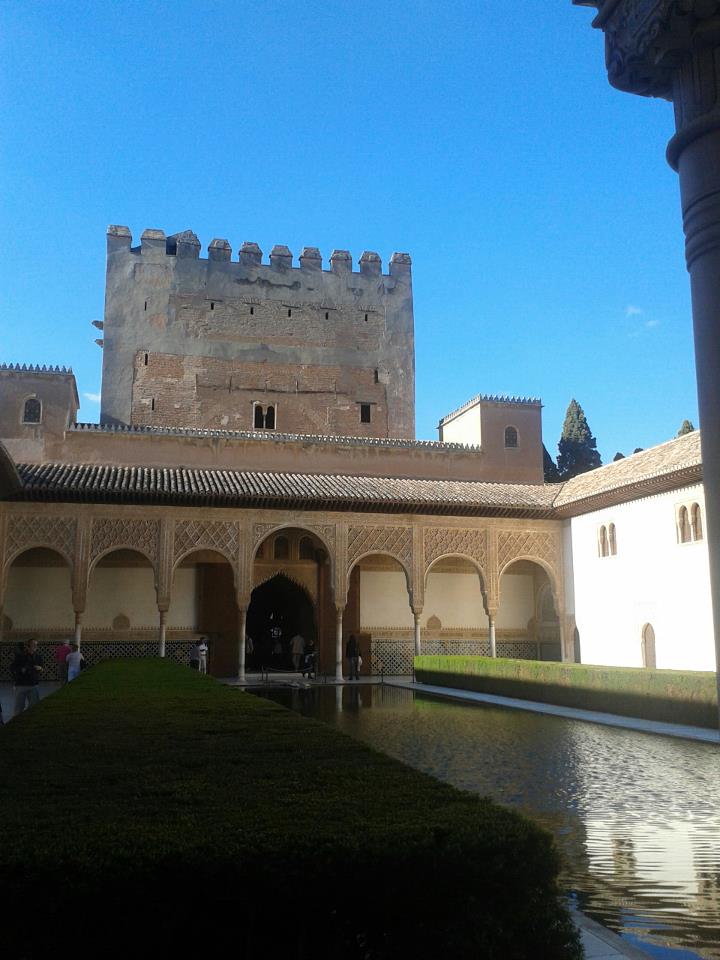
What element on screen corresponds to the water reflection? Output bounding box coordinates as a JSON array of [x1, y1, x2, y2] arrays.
[[253, 684, 720, 959]]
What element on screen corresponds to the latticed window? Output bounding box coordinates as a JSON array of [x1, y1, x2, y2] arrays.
[[22, 397, 41, 424], [504, 426, 518, 448], [691, 503, 703, 541]]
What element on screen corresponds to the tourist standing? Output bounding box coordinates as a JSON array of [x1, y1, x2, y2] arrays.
[[290, 632, 305, 671], [11, 638, 43, 717], [346, 634, 361, 680], [189, 640, 201, 671], [301, 639, 316, 679], [198, 636, 209, 674], [65, 643, 85, 681], [54, 639, 72, 685]]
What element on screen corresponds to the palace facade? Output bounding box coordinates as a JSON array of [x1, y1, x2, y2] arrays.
[[0, 227, 713, 678]]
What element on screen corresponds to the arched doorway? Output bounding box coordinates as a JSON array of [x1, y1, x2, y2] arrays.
[[171, 549, 237, 676], [252, 528, 329, 673], [641, 623, 656, 669], [499, 559, 561, 661], [2, 546, 74, 680], [350, 552, 413, 675], [247, 574, 316, 671]]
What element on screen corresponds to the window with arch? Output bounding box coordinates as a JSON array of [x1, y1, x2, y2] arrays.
[[691, 503, 703, 541], [253, 403, 277, 431], [504, 426, 518, 448], [22, 397, 42, 424], [641, 623, 656, 669], [608, 522, 617, 556], [678, 505, 691, 543], [274, 536, 289, 560], [598, 525, 609, 558], [299, 536, 314, 561]]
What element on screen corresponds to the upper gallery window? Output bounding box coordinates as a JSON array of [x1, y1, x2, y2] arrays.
[[22, 397, 42, 424], [504, 426, 518, 448], [253, 403, 276, 431]]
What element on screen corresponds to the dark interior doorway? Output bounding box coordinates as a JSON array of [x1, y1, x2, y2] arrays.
[[247, 574, 316, 670]]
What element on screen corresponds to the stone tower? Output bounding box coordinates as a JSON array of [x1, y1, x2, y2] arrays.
[[100, 227, 415, 438]]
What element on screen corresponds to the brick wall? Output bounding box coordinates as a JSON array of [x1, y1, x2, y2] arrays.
[[131, 351, 390, 436]]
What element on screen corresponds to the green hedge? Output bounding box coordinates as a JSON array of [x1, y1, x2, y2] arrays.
[[0, 660, 581, 960], [415, 655, 718, 728]]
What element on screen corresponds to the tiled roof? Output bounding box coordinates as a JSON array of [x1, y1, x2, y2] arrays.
[[71, 422, 481, 452], [13, 462, 556, 518], [554, 431, 702, 510]]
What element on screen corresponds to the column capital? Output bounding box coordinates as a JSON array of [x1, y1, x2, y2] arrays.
[[577, 1, 720, 100]]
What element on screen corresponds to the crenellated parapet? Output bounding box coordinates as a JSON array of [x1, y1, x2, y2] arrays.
[[106, 225, 411, 278]]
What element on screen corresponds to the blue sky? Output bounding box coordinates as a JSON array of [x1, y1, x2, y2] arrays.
[[0, 1, 697, 463]]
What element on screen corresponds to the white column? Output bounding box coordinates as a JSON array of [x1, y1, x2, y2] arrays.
[[74, 611, 83, 649], [335, 606, 344, 681], [238, 607, 247, 681], [488, 615, 497, 658], [158, 610, 167, 658], [413, 611, 422, 657]]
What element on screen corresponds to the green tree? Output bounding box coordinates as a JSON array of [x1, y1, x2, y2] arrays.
[[557, 399, 602, 480], [543, 444, 561, 483], [677, 419, 695, 436]]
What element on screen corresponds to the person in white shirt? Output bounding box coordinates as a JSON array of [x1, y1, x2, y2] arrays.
[[198, 637, 209, 674], [66, 643, 85, 682]]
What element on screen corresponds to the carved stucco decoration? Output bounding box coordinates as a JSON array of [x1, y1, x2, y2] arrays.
[[497, 530, 559, 578], [423, 527, 487, 571], [591, 0, 719, 99], [5, 515, 76, 566], [173, 519, 239, 565], [90, 518, 159, 566], [252, 522, 335, 555], [347, 525, 412, 571]]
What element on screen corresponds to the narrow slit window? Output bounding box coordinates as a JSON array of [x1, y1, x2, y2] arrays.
[[150, 398, 155, 412], [250, 306, 254, 316], [691, 503, 703, 541], [608, 523, 617, 556], [325, 312, 329, 320], [288, 309, 292, 318], [364, 313, 368, 322], [374, 369, 379, 383], [144, 301, 147, 312], [144, 353, 149, 366], [360, 404, 371, 424], [598, 525, 609, 558], [210, 302, 214, 311], [678, 506, 691, 543]]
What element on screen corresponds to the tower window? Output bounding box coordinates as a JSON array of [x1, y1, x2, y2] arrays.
[[288, 309, 292, 318], [150, 398, 155, 412], [374, 369, 379, 383], [253, 403, 277, 431], [504, 426, 518, 448], [325, 312, 329, 320], [598, 525, 609, 558], [144, 353, 149, 366], [691, 503, 703, 541], [364, 313, 368, 322], [250, 307, 254, 316], [210, 302, 214, 311], [22, 397, 42, 424], [360, 404, 371, 424], [144, 301, 147, 312]]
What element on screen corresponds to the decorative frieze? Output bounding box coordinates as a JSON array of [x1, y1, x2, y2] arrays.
[[497, 530, 558, 574], [173, 519, 239, 565], [347, 524, 412, 570], [423, 527, 487, 570], [5, 515, 76, 565], [90, 518, 159, 565]]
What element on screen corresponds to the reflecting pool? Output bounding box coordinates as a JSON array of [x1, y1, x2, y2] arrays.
[[252, 683, 720, 960]]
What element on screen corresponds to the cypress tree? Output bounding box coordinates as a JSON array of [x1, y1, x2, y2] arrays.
[[677, 419, 695, 436], [557, 399, 602, 480], [543, 444, 561, 483]]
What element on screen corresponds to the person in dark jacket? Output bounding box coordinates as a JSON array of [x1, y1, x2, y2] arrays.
[[11, 638, 43, 717]]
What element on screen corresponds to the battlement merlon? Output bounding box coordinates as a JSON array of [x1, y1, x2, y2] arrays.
[[105, 226, 412, 280]]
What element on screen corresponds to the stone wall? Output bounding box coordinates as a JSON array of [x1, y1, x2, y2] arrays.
[[101, 227, 415, 439]]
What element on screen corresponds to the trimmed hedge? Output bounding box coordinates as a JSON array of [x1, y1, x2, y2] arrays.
[[0, 660, 581, 960], [415, 655, 719, 728]]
